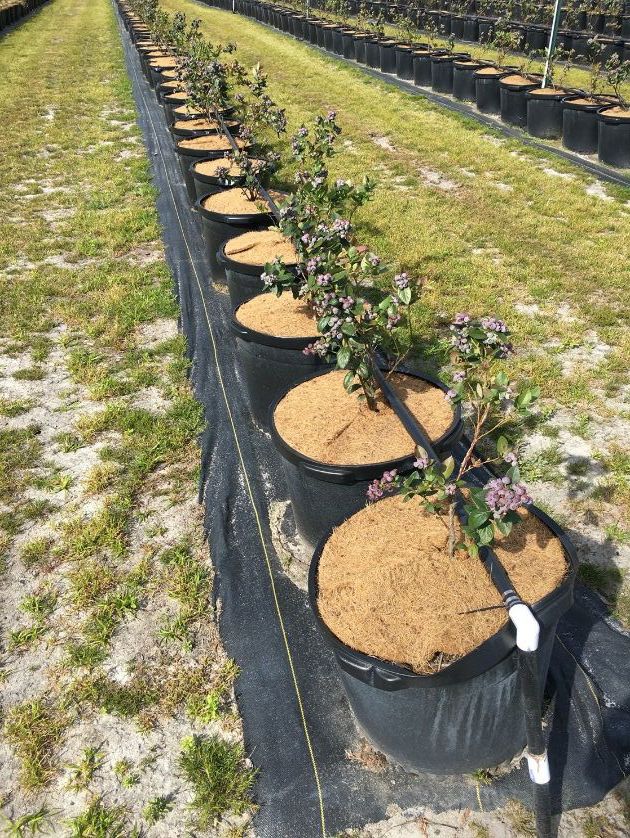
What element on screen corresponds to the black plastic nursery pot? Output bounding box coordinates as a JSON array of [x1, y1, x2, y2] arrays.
[[413, 49, 446, 87], [270, 368, 464, 551], [341, 29, 356, 60], [431, 54, 456, 94], [499, 75, 539, 128], [474, 66, 508, 114], [218, 236, 296, 309], [453, 60, 487, 102], [379, 40, 399, 74], [597, 106, 630, 168], [366, 38, 382, 69], [174, 137, 247, 204], [189, 159, 248, 203], [308, 504, 577, 774], [394, 45, 414, 81], [230, 311, 329, 429], [196, 193, 276, 282], [526, 87, 567, 140], [562, 96, 607, 154], [353, 34, 371, 65]]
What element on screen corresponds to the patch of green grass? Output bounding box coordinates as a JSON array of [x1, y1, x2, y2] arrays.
[[157, 542, 211, 651], [142, 795, 174, 825], [519, 445, 564, 484], [581, 812, 618, 837], [66, 798, 127, 838], [21, 537, 55, 569], [0, 398, 35, 417], [603, 523, 630, 545], [114, 758, 140, 788], [54, 432, 85, 453], [504, 799, 536, 836], [0, 807, 55, 837], [65, 745, 105, 791], [13, 367, 46, 381], [579, 562, 624, 596], [9, 586, 57, 649], [178, 735, 255, 828], [3, 699, 66, 790], [0, 426, 42, 503]]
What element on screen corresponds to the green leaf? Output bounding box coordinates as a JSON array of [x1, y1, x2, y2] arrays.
[[341, 322, 356, 336], [443, 456, 455, 479], [496, 436, 508, 457], [477, 523, 494, 545], [337, 346, 351, 369], [468, 509, 490, 529], [495, 519, 513, 537], [398, 286, 412, 305]]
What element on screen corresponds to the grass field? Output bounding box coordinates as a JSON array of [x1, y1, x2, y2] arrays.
[[164, 0, 630, 619], [1, 0, 629, 833], [0, 0, 254, 832]]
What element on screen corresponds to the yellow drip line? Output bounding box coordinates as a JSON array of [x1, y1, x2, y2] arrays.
[[119, 13, 328, 836]]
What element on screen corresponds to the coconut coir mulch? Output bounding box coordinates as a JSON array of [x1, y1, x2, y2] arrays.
[[318, 495, 567, 673]]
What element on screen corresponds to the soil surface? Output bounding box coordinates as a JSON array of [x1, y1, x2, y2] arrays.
[[317, 495, 568, 673], [236, 294, 318, 338], [273, 370, 454, 465], [177, 134, 244, 151], [224, 228, 298, 266]]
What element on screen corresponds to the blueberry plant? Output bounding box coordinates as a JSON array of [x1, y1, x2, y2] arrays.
[[219, 64, 287, 201], [260, 113, 419, 410], [368, 315, 540, 558]]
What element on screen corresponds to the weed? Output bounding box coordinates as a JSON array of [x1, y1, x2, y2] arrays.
[[3, 699, 66, 790], [471, 768, 493, 786], [0, 807, 55, 837], [66, 798, 127, 838], [178, 735, 255, 827], [65, 745, 105, 791], [142, 795, 174, 825]]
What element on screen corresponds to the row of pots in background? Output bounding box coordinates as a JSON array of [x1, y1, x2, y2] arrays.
[[0, 0, 48, 31], [122, 0, 578, 778], [209, 0, 630, 168], [241, 0, 630, 62], [306, 0, 630, 40]]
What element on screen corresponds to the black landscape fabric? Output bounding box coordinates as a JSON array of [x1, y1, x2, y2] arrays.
[[117, 14, 630, 837]]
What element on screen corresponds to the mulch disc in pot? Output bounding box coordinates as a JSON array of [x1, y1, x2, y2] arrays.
[[236, 293, 317, 338], [274, 370, 453, 466], [317, 495, 568, 674], [224, 228, 298, 267]]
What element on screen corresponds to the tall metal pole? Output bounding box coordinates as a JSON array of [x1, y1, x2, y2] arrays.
[[542, 0, 563, 88]]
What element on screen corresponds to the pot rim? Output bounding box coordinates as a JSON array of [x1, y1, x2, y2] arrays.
[[195, 192, 276, 224], [270, 365, 463, 479], [308, 501, 577, 688], [219, 236, 297, 276]]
